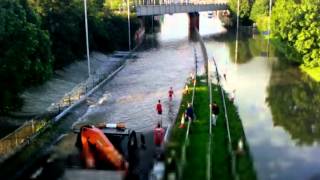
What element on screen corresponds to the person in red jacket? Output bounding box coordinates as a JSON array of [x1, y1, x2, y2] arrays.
[[156, 99, 163, 125], [156, 99, 162, 115], [154, 122, 165, 146], [168, 87, 174, 101]]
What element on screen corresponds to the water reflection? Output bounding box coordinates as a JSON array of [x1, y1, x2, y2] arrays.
[[204, 26, 320, 180], [266, 61, 320, 145], [209, 31, 276, 64]]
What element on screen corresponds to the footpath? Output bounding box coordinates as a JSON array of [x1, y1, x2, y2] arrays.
[[165, 32, 257, 179], [0, 51, 129, 138]]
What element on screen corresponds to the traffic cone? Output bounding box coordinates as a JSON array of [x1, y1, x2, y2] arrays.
[[179, 113, 186, 128]]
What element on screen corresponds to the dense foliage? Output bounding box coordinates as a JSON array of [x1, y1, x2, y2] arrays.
[[229, 0, 320, 75], [30, 0, 140, 68], [0, 0, 140, 113], [228, 0, 253, 26], [250, 0, 269, 31], [0, 0, 53, 112], [271, 0, 320, 68]]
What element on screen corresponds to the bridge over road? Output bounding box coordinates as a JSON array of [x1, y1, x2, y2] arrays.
[[135, 3, 228, 16]]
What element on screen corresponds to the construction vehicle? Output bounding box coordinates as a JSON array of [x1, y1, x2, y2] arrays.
[[75, 123, 138, 172]]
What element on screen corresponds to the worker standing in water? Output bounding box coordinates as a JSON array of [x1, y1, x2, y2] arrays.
[[154, 122, 165, 147], [156, 100, 163, 125], [168, 87, 174, 101]]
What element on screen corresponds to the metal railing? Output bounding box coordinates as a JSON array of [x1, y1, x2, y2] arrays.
[[195, 28, 213, 180], [135, 3, 228, 16], [178, 45, 198, 180], [211, 56, 239, 180], [195, 27, 238, 180], [185, 46, 198, 140]]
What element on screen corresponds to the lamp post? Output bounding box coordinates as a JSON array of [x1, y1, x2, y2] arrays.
[[267, 0, 272, 57], [127, 0, 131, 51], [268, 0, 272, 35], [84, 0, 91, 77], [235, 0, 240, 65]]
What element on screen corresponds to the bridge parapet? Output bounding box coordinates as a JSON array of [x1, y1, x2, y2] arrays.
[[136, 3, 228, 16]]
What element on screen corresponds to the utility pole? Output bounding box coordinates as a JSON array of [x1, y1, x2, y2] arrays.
[[127, 0, 131, 51], [84, 0, 91, 77], [268, 0, 272, 35], [267, 0, 272, 57], [235, 0, 240, 65]]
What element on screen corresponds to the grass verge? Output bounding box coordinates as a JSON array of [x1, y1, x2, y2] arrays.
[[166, 75, 256, 180], [212, 83, 257, 180], [184, 77, 209, 179]]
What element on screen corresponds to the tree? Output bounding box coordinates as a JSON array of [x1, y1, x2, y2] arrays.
[[271, 0, 320, 68], [250, 0, 268, 22], [30, 0, 140, 68], [228, 0, 253, 26], [249, 0, 269, 31], [104, 0, 123, 11], [33, 0, 86, 68], [0, 0, 53, 113], [0, 0, 140, 114], [291, 3, 320, 68]]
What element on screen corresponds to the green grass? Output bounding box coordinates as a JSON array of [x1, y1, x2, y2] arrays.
[[211, 84, 232, 180], [214, 84, 257, 180], [166, 76, 256, 180], [184, 79, 210, 180]]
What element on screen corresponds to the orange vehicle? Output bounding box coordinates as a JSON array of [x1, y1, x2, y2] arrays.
[[77, 125, 132, 171]]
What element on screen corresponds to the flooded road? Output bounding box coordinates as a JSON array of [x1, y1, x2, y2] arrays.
[[47, 13, 204, 179], [3, 11, 320, 180], [1, 12, 228, 180], [71, 13, 225, 132], [74, 14, 197, 132], [205, 28, 320, 179]]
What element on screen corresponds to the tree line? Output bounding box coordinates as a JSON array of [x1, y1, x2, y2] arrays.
[[0, 0, 140, 114], [227, 0, 320, 73]]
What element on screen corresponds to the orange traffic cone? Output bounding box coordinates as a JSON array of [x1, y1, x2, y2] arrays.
[[179, 113, 186, 128]]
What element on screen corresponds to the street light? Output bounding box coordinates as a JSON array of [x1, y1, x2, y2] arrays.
[[267, 0, 272, 57], [84, 0, 91, 77], [127, 0, 131, 51], [235, 0, 240, 65]]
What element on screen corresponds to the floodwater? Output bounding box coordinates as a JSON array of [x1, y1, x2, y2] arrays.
[[49, 13, 204, 179], [4, 11, 320, 180], [73, 14, 197, 131], [0, 52, 124, 138], [1, 13, 213, 180], [71, 13, 225, 132], [204, 19, 320, 179]]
